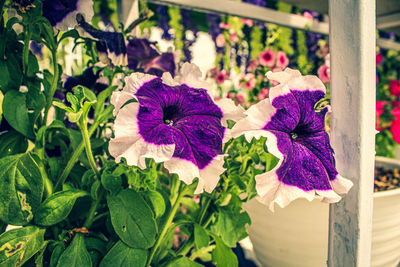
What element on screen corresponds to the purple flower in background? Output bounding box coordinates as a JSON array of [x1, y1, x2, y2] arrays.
[[63, 67, 108, 94], [77, 17, 127, 66], [180, 9, 199, 61], [126, 38, 176, 77], [109, 63, 244, 193], [41, 0, 94, 31], [157, 5, 172, 40], [232, 68, 353, 210], [30, 41, 43, 57]]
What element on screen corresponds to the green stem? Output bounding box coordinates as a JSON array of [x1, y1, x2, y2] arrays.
[[23, 28, 32, 75], [37, 160, 53, 198], [54, 121, 99, 190], [198, 192, 215, 224], [43, 50, 59, 124], [83, 188, 105, 228], [79, 118, 100, 179], [146, 181, 185, 267]]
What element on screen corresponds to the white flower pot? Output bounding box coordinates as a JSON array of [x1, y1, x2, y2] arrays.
[[243, 157, 400, 267]]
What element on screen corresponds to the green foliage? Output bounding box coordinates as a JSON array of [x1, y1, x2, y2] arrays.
[[0, 226, 45, 267], [34, 190, 88, 226], [56, 234, 92, 267], [100, 241, 147, 267], [0, 153, 43, 225], [107, 189, 157, 249]]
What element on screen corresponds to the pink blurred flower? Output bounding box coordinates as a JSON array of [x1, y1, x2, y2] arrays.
[[236, 93, 245, 104], [241, 18, 253, 27], [376, 101, 387, 131], [303, 11, 313, 20], [216, 70, 229, 84], [391, 119, 400, 143], [227, 92, 234, 99], [376, 53, 383, 65], [216, 34, 226, 47], [258, 87, 269, 100], [276, 51, 289, 69], [392, 107, 400, 120], [219, 22, 231, 29], [245, 77, 257, 90], [318, 65, 330, 83], [193, 195, 200, 204], [259, 49, 276, 67], [389, 79, 400, 97], [247, 59, 259, 72], [229, 31, 239, 43], [325, 54, 330, 68]]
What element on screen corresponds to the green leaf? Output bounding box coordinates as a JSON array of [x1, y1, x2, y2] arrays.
[[27, 52, 39, 77], [107, 189, 157, 249], [99, 241, 147, 267], [211, 236, 238, 267], [0, 153, 43, 225], [0, 226, 45, 267], [58, 29, 79, 43], [194, 224, 209, 249], [34, 190, 88, 226], [90, 180, 101, 200], [0, 130, 28, 156], [141, 191, 166, 218], [66, 93, 79, 111], [211, 207, 251, 248], [56, 234, 92, 267], [101, 173, 122, 195], [3, 91, 34, 138], [52, 101, 74, 113], [167, 257, 203, 267], [67, 109, 83, 123]]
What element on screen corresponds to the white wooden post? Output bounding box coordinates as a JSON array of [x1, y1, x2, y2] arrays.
[[328, 0, 376, 266]]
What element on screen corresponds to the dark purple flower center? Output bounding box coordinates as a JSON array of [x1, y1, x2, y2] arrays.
[[135, 78, 225, 169], [264, 53, 271, 61], [163, 105, 180, 125]]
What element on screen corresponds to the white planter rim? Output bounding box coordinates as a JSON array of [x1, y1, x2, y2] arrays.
[[374, 156, 400, 198]]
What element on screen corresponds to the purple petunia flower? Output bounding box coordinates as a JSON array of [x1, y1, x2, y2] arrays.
[[232, 68, 353, 210], [42, 0, 94, 31], [126, 38, 176, 77], [109, 63, 244, 193], [63, 67, 108, 94], [77, 18, 127, 66]]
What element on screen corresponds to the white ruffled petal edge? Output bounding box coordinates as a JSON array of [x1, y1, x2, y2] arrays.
[[164, 155, 226, 194], [231, 99, 276, 138], [109, 52, 128, 66], [162, 62, 210, 89], [108, 102, 175, 168], [110, 72, 156, 115], [266, 68, 326, 104], [234, 129, 353, 211], [55, 0, 94, 31], [214, 98, 246, 127]]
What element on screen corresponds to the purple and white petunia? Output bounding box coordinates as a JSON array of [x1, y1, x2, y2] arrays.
[[109, 63, 244, 193], [126, 38, 176, 77], [232, 68, 353, 211], [42, 0, 94, 31], [77, 17, 127, 66]]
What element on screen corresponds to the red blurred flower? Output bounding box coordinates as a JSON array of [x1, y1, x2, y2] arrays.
[[276, 51, 289, 69], [376, 54, 383, 65], [389, 79, 400, 96], [391, 119, 400, 143]]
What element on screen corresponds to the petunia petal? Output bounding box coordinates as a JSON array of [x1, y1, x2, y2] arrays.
[[43, 0, 94, 31], [196, 154, 226, 194], [167, 62, 210, 89], [164, 158, 200, 185], [214, 98, 246, 127], [109, 102, 175, 166], [231, 99, 276, 137], [111, 73, 156, 115]]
